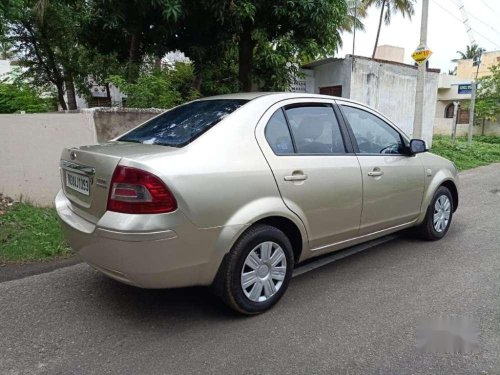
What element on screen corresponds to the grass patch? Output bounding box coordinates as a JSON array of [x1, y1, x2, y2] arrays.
[[0, 203, 71, 263], [431, 135, 500, 171]]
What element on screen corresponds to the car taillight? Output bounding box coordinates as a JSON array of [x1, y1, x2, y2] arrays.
[[107, 166, 177, 214]]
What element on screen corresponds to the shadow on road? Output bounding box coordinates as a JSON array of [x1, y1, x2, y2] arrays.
[[67, 216, 467, 327]]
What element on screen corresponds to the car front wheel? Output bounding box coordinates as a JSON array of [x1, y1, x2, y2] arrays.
[[417, 186, 454, 240], [217, 224, 294, 315]]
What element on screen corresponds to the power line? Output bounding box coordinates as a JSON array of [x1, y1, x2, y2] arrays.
[[468, 12, 500, 36], [430, 0, 500, 49], [446, 0, 500, 37], [479, 0, 500, 19]]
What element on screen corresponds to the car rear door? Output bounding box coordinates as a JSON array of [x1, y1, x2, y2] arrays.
[[337, 101, 425, 235], [256, 98, 362, 251]]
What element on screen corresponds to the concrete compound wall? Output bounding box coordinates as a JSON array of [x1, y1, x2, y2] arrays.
[[434, 118, 500, 137], [0, 108, 162, 206], [92, 108, 163, 141]]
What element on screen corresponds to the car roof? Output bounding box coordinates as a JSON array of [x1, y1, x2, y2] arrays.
[[202, 92, 346, 101], [201, 92, 369, 107]]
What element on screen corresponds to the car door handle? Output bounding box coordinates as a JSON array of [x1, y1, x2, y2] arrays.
[[367, 169, 384, 177], [284, 174, 308, 182]]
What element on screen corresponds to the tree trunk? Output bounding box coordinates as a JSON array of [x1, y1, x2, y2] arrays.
[[192, 74, 202, 91], [372, 0, 386, 58], [127, 31, 141, 82], [238, 24, 256, 92], [64, 73, 77, 110], [55, 81, 67, 111], [482, 118, 486, 135]]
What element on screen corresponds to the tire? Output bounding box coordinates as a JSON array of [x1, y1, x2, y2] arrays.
[[216, 224, 294, 315], [417, 186, 454, 241]]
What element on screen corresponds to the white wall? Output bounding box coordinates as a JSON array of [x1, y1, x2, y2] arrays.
[[0, 112, 97, 205], [349, 58, 439, 146], [0, 109, 160, 206], [434, 118, 500, 137], [0, 60, 11, 77]]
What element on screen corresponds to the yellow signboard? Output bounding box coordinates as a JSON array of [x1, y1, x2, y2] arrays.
[[412, 44, 433, 65]]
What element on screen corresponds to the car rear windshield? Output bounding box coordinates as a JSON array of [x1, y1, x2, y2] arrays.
[[118, 99, 248, 147]]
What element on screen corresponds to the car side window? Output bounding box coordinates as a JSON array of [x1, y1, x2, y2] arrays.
[[341, 106, 404, 155], [285, 105, 346, 154], [265, 109, 294, 155]]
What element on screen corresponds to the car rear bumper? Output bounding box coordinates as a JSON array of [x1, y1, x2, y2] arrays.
[[55, 190, 239, 288]]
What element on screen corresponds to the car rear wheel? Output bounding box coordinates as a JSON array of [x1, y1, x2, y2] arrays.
[[417, 186, 454, 241], [217, 224, 294, 315]]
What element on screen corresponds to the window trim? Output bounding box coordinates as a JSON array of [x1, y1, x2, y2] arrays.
[[337, 103, 411, 157], [264, 102, 353, 156]]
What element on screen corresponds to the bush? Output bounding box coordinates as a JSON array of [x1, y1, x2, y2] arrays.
[[110, 62, 200, 109], [0, 83, 55, 113]]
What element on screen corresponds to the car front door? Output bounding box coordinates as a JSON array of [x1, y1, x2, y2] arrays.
[[338, 102, 425, 235], [256, 99, 362, 251]]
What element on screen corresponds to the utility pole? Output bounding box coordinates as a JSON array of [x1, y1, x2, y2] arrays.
[[467, 56, 481, 145], [412, 0, 429, 139]]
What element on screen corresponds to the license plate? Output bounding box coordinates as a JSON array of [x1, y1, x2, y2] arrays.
[[65, 171, 90, 196]]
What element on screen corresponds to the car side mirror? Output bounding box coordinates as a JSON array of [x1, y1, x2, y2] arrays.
[[409, 139, 427, 154]]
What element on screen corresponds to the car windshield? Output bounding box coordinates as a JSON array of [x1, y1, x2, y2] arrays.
[[119, 99, 248, 147]]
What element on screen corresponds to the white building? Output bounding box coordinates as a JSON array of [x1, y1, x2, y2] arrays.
[[434, 74, 471, 135]]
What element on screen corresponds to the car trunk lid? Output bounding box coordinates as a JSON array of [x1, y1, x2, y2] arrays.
[[60, 142, 173, 223]]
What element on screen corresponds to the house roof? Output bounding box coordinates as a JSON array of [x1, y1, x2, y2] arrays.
[[302, 55, 441, 73]]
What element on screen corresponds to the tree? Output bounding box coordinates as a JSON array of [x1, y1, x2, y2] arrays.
[[363, 0, 415, 58], [81, 0, 183, 82], [191, 0, 347, 92], [456, 44, 484, 61], [341, 0, 368, 33], [475, 63, 500, 123], [2, 0, 86, 109], [0, 80, 55, 113], [109, 62, 199, 109], [0, 34, 15, 60]]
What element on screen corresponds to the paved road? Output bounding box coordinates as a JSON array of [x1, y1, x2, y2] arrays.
[[1, 164, 500, 374]]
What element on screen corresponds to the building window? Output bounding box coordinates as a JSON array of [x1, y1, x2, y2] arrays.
[[444, 103, 455, 118]]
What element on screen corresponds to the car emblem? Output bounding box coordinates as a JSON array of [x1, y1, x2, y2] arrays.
[[70, 151, 77, 160]]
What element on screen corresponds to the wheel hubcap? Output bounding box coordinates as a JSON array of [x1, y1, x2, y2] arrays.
[[241, 241, 287, 303], [433, 195, 451, 233]]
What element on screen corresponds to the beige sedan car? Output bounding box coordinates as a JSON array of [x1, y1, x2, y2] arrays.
[[56, 93, 458, 314]]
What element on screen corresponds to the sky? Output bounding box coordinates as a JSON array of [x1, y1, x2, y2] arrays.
[[337, 0, 500, 73]]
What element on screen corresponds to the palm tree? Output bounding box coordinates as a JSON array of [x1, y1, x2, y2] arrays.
[[456, 44, 484, 60], [341, 0, 369, 33], [364, 0, 416, 58]]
